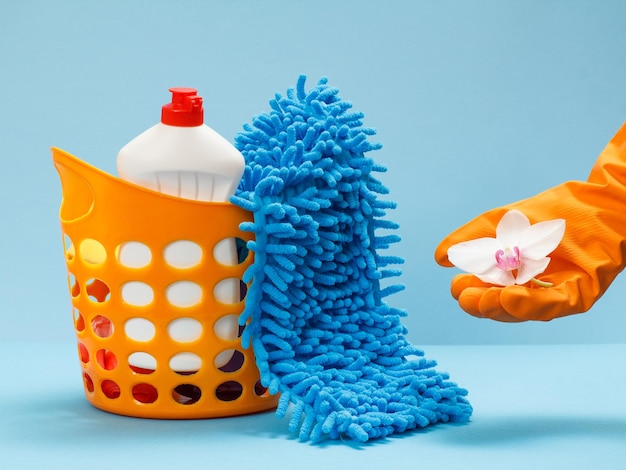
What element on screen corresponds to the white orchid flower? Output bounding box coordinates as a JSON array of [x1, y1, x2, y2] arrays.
[[447, 210, 566, 287]]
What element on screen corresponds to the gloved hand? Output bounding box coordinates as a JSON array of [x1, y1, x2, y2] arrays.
[[435, 123, 626, 322]]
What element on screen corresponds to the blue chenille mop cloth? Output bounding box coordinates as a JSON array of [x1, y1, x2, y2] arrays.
[[231, 76, 472, 442]]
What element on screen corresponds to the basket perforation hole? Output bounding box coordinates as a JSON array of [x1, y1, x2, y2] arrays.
[[172, 384, 202, 405], [215, 381, 243, 402], [91, 315, 113, 338], [213, 314, 239, 341], [101, 380, 120, 399], [128, 352, 157, 373], [96, 349, 117, 370], [121, 281, 154, 307], [167, 317, 203, 343], [68, 273, 80, 298], [125, 318, 156, 342], [169, 352, 202, 375], [254, 380, 269, 397], [79, 238, 107, 265], [86, 278, 111, 303], [163, 240, 203, 269], [73, 309, 85, 332], [63, 234, 75, 262], [217, 350, 244, 373], [213, 278, 242, 305], [132, 383, 158, 404], [213, 237, 249, 265], [78, 343, 89, 363], [116, 241, 152, 269], [83, 373, 94, 393], [165, 281, 203, 308]]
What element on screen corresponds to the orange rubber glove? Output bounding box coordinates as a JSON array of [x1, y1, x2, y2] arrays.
[[435, 123, 626, 322]]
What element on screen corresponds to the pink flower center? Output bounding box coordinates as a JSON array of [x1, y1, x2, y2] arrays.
[[495, 246, 521, 271]]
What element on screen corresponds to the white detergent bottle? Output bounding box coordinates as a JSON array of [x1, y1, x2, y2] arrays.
[[117, 87, 245, 371]]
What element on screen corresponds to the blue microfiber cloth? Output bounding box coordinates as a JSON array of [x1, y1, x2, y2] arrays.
[[231, 75, 472, 442]]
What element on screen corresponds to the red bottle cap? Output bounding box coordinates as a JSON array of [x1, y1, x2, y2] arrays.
[[161, 87, 204, 127]]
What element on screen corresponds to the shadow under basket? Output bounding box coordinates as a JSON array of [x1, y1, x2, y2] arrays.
[[52, 147, 279, 419]]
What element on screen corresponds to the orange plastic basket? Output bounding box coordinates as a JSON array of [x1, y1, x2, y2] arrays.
[[52, 147, 278, 418]]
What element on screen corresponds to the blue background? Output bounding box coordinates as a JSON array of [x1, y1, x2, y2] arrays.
[[2, 0, 626, 346]]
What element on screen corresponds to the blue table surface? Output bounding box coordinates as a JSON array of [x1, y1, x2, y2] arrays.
[[2, 341, 625, 470]]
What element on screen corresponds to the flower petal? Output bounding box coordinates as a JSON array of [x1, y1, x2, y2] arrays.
[[515, 257, 551, 285], [447, 237, 502, 274], [496, 210, 529, 247], [475, 266, 516, 286], [519, 219, 565, 260]]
